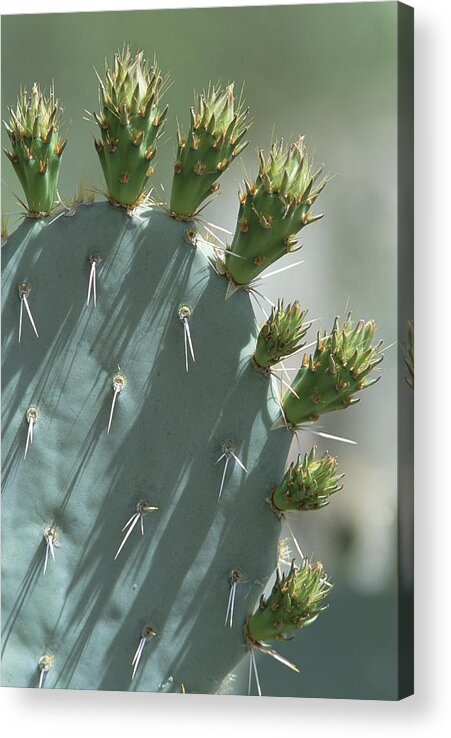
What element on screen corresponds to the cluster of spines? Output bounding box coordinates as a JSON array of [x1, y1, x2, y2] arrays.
[[224, 138, 327, 285], [3, 83, 66, 216], [280, 315, 383, 428], [271, 447, 343, 513], [91, 46, 169, 208], [169, 83, 250, 220], [253, 300, 309, 369], [246, 559, 332, 644]]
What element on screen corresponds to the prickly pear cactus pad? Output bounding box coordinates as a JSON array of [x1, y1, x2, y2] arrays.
[[2, 46, 384, 696], [2, 202, 296, 692]]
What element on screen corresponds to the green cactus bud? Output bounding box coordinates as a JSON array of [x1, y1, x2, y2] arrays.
[[169, 83, 250, 220], [253, 300, 309, 370], [404, 320, 414, 389], [90, 46, 168, 208], [271, 447, 343, 513], [246, 558, 332, 644], [3, 83, 66, 217], [280, 314, 383, 428], [225, 138, 327, 285]]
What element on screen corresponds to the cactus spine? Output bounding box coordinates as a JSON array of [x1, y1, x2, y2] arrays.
[[2, 47, 383, 695]]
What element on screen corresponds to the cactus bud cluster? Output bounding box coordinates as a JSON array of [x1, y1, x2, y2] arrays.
[[169, 83, 250, 219], [281, 315, 383, 427], [3, 84, 66, 216], [91, 46, 168, 208], [246, 558, 332, 644], [225, 138, 327, 285], [254, 300, 309, 369], [271, 447, 343, 513]]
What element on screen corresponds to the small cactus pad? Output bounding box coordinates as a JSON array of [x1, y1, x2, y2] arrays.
[[169, 84, 249, 219], [91, 46, 168, 208], [3, 84, 66, 216], [225, 138, 327, 285], [281, 315, 383, 427], [271, 447, 343, 513], [246, 559, 332, 644], [253, 300, 309, 369]]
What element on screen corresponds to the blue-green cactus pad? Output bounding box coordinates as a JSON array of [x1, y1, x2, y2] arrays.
[[1, 202, 292, 692]]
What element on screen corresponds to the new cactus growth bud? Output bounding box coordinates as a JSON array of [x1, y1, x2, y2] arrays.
[[404, 320, 414, 389], [225, 138, 327, 285], [253, 300, 309, 369], [246, 558, 332, 644], [169, 83, 250, 220], [271, 447, 343, 513], [90, 46, 168, 208], [3, 83, 66, 216], [281, 315, 383, 428]]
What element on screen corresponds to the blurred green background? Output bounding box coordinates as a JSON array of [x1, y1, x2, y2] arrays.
[[1, 2, 403, 699]]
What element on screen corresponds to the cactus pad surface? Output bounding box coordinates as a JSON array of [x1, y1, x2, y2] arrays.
[[1, 203, 294, 692]]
